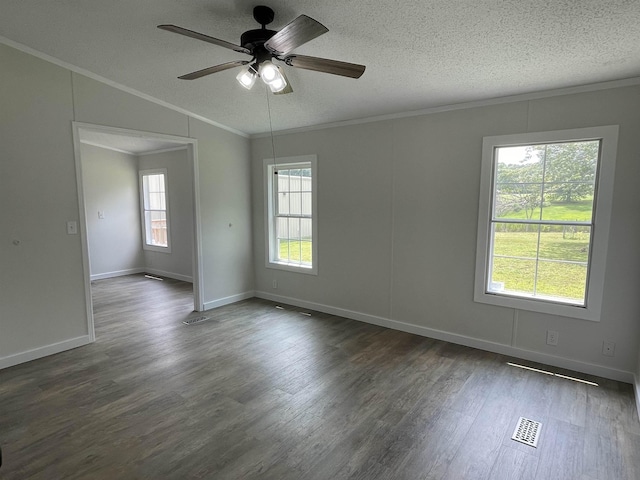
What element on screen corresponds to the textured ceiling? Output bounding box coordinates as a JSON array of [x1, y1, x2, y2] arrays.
[[2, 0, 640, 135]]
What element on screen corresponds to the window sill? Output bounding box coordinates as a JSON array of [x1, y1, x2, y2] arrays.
[[267, 261, 317, 275], [474, 290, 599, 321], [143, 245, 172, 254]]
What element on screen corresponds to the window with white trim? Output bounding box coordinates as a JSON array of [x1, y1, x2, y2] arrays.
[[265, 155, 317, 274], [140, 169, 171, 252], [474, 126, 618, 321]]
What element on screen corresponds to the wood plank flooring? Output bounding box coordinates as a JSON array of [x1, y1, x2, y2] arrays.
[[1, 274, 639, 479]]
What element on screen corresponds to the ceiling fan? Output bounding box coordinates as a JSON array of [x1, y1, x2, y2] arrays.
[[158, 5, 366, 94]]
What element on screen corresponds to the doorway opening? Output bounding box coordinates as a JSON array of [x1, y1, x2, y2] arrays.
[[72, 122, 204, 341]]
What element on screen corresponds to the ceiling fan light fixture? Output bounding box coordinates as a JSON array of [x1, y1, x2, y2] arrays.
[[236, 66, 257, 89], [259, 61, 281, 85], [268, 73, 287, 93]]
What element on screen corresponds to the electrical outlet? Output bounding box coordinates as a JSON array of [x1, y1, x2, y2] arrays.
[[602, 341, 615, 357], [272, 279, 277, 289], [546, 330, 559, 346]]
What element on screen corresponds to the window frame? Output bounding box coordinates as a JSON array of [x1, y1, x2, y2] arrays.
[[474, 126, 618, 321], [139, 168, 171, 253], [264, 155, 318, 275]]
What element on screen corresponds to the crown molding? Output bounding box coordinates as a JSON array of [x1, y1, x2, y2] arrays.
[[251, 76, 640, 139]]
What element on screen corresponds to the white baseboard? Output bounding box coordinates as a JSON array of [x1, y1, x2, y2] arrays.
[[203, 291, 255, 311], [0, 335, 93, 370], [144, 268, 193, 283], [255, 291, 635, 384], [90, 268, 144, 281]]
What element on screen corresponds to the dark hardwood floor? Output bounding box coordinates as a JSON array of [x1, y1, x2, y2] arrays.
[[1, 274, 639, 479]]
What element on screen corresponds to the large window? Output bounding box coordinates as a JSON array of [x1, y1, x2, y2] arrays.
[[140, 169, 171, 252], [474, 126, 618, 320], [265, 155, 317, 274]]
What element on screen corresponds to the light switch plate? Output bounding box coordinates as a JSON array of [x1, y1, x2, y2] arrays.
[[66, 221, 78, 235]]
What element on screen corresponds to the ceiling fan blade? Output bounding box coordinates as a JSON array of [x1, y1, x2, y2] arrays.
[[178, 60, 249, 80], [158, 24, 251, 54], [273, 69, 293, 95], [264, 15, 328, 55], [283, 55, 366, 79]]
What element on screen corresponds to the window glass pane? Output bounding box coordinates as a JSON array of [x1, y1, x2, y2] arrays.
[[277, 238, 289, 262], [300, 218, 312, 239], [286, 241, 302, 262], [277, 192, 289, 215], [536, 261, 587, 304], [301, 192, 312, 216], [299, 240, 312, 265], [281, 239, 312, 264], [144, 211, 153, 244], [496, 146, 544, 185], [145, 211, 167, 247], [537, 226, 590, 262], [277, 171, 290, 193], [300, 168, 312, 179], [540, 185, 594, 221], [495, 146, 544, 221], [276, 217, 288, 241], [492, 223, 539, 259], [542, 141, 598, 223], [288, 173, 302, 193], [288, 192, 302, 215], [149, 192, 165, 210], [494, 184, 542, 220], [142, 176, 150, 210], [490, 257, 536, 295], [491, 223, 539, 295], [148, 174, 165, 192], [288, 217, 301, 242], [543, 141, 598, 187]]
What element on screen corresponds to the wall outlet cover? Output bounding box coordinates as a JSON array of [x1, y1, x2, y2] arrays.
[[602, 341, 615, 357]]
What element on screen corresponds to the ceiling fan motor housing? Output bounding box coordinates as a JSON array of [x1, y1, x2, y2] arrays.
[[241, 5, 277, 57], [240, 29, 277, 51]]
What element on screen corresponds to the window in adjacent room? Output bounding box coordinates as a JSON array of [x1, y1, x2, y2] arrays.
[[474, 126, 618, 321], [264, 155, 317, 274], [140, 169, 171, 252]]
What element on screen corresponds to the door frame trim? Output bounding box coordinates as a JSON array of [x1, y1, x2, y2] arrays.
[[72, 122, 204, 341]]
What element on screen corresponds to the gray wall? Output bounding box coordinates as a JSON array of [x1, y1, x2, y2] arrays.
[[251, 85, 640, 381], [81, 143, 144, 278], [1, 44, 87, 359], [190, 118, 254, 308], [139, 148, 194, 281], [0, 43, 253, 367], [81, 145, 195, 282]]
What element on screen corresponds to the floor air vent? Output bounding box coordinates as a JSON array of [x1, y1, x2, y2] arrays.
[[511, 417, 542, 447], [183, 316, 211, 326]]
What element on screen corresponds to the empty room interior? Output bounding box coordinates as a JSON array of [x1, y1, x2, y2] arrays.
[[1, 1, 640, 478]]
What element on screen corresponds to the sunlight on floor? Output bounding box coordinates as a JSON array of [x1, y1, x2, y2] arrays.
[[507, 362, 599, 386]]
